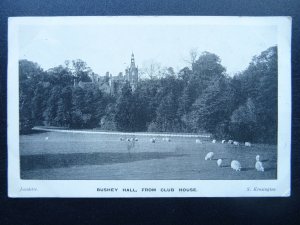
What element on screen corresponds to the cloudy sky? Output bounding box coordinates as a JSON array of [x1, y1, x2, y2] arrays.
[[18, 21, 277, 76]]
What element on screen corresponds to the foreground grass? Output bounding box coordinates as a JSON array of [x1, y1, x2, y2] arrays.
[[20, 131, 277, 180]]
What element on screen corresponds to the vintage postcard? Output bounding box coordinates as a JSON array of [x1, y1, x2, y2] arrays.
[[7, 16, 291, 197]]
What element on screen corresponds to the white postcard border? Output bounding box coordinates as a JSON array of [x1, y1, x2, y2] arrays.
[[7, 16, 291, 197]]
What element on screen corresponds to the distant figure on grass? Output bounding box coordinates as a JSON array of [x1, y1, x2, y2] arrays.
[[120, 137, 124, 141], [127, 139, 136, 156], [165, 137, 171, 142], [217, 159, 222, 167], [231, 160, 242, 171], [256, 155, 260, 161], [255, 156, 264, 172], [150, 138, 156, 143], [245, 142, 251, 147], [195, 139, 202, 144], [228, 140, 233, 144], [205, 152, 214, 160], [221, 140, 226, 144], [162, 137, 171, 142], [212, 139, 216, 144], [233, 141, 239, 146]]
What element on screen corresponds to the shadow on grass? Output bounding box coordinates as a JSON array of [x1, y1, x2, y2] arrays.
[[242, 167, 254, 171], [264, 167, 276, 172], [221, 165, 230, 168], [21, 152, 185, 171]]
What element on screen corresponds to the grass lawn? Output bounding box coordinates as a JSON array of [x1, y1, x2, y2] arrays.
[[20, 131, 277, 180]]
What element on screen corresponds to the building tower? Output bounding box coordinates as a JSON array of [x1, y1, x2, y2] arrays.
[[125, 53, 139, 91]]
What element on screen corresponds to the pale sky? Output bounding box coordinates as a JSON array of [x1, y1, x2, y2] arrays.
[[19, 23, 277, 76]]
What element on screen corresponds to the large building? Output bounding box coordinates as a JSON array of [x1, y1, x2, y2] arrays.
[[75, 53, 139, 94], [125, 53, 139, 91]]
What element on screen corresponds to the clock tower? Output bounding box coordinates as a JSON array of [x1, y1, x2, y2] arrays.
[[125, 53, 139, 91]]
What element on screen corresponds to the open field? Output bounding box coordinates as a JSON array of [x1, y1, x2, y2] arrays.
[[20, 130, 277, 180]]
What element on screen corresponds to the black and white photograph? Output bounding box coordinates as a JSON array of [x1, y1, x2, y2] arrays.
[[7, 16, 291, 197]]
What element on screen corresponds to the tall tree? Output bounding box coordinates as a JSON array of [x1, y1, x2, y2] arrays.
[[43, 86, 62, 126], [229, 98, 258, 141], [55, 86, 73, 127], [188, 77, 235, 134], [46, 65, 73, 87], [70, 86, 86, 128], [19, 60, 44, 133], [155, 91, 180, 132], [192, 51, 226, 91], [71, 59, 92, 82], [141, 60, 161, 79], [32, 83, 47, 125], [234, 46, 278, 143], [114, 82, 135, 131]]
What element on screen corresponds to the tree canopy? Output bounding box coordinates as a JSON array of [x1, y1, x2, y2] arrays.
[[19, 46, 278, 143]]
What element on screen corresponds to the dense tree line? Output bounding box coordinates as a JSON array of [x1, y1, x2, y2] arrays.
[[19, 46, 277, 143]]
